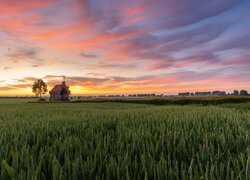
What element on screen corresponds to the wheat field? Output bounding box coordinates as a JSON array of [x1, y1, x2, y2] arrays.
[[0, 99, 249, 179]]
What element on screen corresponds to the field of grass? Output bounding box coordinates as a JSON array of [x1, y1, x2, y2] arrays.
[[0, 99, 250, 179], [71, 96, 250, 106]]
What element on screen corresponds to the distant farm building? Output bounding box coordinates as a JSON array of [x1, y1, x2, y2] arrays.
[[178, 92, 190, 97], [195, 92, 212, 97], [49, 80, 70, 101], [212, 91, 226, 96]]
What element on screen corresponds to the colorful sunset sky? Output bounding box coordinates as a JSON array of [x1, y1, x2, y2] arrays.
[[0, 0, 250, 96]]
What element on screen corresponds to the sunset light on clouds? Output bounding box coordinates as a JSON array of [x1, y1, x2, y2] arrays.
[[0, 0, 250, 95]]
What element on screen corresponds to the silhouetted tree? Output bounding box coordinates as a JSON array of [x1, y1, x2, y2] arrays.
[[240, 90, 248, 96], [233, 90, 239, 95], [32, 79, 48, 98]]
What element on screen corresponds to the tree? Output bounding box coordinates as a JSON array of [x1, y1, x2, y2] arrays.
[[240, 90, 248, 96], [233, 90, 239, 95], [32, 79, 48, 98]]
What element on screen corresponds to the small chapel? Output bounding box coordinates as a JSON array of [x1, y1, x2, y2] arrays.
[[49, 77, 71, 101]]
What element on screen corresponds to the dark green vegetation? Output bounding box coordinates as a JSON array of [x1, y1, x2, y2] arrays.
[[71, 96, 250, 106], [0, 99, 250, 179]]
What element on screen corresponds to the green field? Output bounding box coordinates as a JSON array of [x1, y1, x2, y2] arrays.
[[0, 99, 250, 179], [71, 96, 250, 105]]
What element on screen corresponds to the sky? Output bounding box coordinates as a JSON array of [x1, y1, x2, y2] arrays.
[[0, 0, 250, 96]]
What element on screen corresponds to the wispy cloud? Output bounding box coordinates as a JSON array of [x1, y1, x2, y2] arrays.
[[6, 48, 39, 63], [80, 53, 98, 58]]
